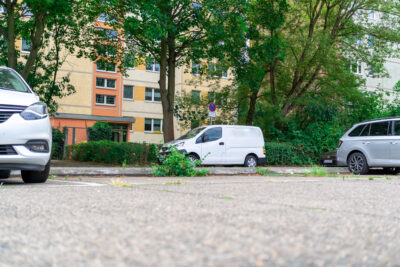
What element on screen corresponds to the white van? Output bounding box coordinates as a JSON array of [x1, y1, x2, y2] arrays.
[[161, 125, 266, 167]]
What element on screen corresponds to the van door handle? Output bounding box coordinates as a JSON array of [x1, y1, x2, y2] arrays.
[[219, 142, 224, 146], [362, 142, 370, 145]]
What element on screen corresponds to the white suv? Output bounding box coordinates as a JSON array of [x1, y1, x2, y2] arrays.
[[0, 67, 52, 183]]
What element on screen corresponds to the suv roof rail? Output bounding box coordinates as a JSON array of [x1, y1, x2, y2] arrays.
[[360, 116, 400, 124]]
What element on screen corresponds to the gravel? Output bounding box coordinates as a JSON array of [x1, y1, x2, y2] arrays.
[[0, 175, 399, 266]]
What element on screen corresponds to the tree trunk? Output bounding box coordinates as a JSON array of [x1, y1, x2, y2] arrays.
[[158, 38, 169, 143], [245, 90, 258, 125], [6, 0, 17, 70], [163, 33, 176, 142]]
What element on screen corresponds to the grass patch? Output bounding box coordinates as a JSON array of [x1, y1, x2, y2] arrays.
[[305, 166, 328, 177], [256, 167, 270, 176], [222, 196, 234, 200], [307, 207, 326, 211], [165, 180, 182, 185], [110, 178, 133, 188], [48, 175, 57, 180]]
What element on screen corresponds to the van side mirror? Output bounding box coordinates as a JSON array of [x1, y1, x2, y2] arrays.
[[203, 135, 209, 142], [196, 136, 203, 143]]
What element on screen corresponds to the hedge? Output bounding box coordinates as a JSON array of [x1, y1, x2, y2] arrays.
[[66, 141, 159, 165], [264, 142, 312, 165]]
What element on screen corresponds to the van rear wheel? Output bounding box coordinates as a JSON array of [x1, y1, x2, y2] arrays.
[[244, 155, 258, 167]]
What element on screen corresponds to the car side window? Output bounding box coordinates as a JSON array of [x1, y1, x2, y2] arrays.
[[202, 127, 222, 142], [394, 121, 400, 135], [370, 121, 389, 136], [349, 125, 366, 137], [360, 124, 370, 136]]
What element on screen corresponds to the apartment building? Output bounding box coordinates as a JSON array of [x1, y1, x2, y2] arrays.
[[48, 16, 231, 145]]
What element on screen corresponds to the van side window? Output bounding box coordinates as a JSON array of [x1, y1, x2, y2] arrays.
[[349, 125, 365, 137], [394, 121, 400, 135], [360, 124, 370, 136], [203, 127, 222, 142], [370, 121, 389, 136]]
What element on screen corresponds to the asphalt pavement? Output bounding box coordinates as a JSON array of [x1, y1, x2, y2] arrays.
[[1, 175, 400, 266]]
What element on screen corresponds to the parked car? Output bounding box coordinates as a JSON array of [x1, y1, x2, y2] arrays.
[[337, 117, 400, 175], [320, 150, 337, 166], [161, 125, 266, 167], [0, 66, 52, 183]]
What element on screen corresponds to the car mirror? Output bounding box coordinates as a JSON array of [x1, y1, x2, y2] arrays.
[[196, 136, 203, 144], [203, 135, 209, 142]]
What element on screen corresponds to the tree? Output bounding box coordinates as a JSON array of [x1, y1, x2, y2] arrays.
[[119, 0, 247, 142], [0, 0, 93, 113]]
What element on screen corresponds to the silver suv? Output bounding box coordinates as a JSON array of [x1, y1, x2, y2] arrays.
[[337, 118, 400, 174]]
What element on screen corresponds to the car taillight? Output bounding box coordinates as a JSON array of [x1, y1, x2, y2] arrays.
[[338, 140, 343, 148]]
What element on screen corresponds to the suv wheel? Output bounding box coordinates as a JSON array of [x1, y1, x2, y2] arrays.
[[0, 170, 11, 179], [244, 155, 258, 167], [21, 161, 50, 183], [348, 152, 369, 175]]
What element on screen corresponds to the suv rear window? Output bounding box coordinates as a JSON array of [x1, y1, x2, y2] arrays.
[[370, 121, 389, 136]]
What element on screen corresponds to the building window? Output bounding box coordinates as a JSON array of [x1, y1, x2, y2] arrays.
[[145, 118, 163, 133], [22, 3, 33, 16], [21, 38, 32, 53], [124, 53, 135, 70], [146, 58, 160, 72], [96, 60, 116, 72], [368, 10, 375, 19], [351, 62, 362, 75], [208, 91, 227, 106], [96, 44, 117, 57], [191, 90, 201, 103], [97, 28, 118, 40], [208, 63, 228, 78], [368, 35, 373, 47], [0, 5, 5, 14], [98, 13, 117, 23], [123, 85, 134, 100], [96, 77, 116, 89], [145, 87, 161, 102], [192, 62, 200, 75], [96, 94, 116, 106]]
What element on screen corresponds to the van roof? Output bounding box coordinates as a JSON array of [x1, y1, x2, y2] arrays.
[[204, 125, 260, 128]]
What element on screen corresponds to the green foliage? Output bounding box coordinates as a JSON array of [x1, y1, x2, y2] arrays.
[[87, 121, 112, 142], [264, 142, 309, 165], [255, 167, 271, 176], [51, 127, 65, 160], [68, 141, 159, 165], [151, 146, 209, 177], [305, 166, 328, 177]]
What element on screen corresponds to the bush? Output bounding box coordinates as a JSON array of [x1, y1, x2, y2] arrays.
[[67, 141, 159, 165], [51, 127, 65, 160], [88, 121, 112, 141], [264, 142, 311, 165], [151, 146, 209, 177]]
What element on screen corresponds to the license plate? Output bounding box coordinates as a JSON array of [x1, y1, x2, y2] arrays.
[[323, 160, 333, 164]]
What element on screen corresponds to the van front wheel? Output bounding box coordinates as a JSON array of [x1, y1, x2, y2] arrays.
[[244, 155, 258, 167]]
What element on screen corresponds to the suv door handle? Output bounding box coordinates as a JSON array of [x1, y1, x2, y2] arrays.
[[392, 142, 398, 145], [219, 142, 224, 146], [362, 142, 370, 145]]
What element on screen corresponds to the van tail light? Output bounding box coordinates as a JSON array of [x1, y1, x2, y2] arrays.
[[338, 140, 343, 148], [263, 146, 266, 155]]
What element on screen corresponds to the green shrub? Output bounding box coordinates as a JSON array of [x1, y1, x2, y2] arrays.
[[88, 121, 112, 141], [264, 142, 311, 165], [151, 146, 209, 177], [67, 141, 159, 165], [51, 127, 65, 160]]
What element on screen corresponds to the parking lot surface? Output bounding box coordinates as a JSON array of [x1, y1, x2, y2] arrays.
[[0, 175, 400, 266]]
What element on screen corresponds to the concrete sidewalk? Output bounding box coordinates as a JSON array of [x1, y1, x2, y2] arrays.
[[11, 166, 349, 177]]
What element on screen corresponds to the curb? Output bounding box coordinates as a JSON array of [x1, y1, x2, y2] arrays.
[[11, 166, 349, 177]]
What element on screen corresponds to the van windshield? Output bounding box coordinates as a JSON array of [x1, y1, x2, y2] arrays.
[[177, 127, 206, 140], [0, 69, 30, 92]]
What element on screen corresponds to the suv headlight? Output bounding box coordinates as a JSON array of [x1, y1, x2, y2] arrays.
[[20, 102, 48, 120]]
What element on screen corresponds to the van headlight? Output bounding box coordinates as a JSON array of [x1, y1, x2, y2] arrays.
[[20, 102, 48, 120], [175, 142, 185, 148]]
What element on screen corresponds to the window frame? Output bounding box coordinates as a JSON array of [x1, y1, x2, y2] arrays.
[[95, 94, 116, 106], [369, 121, 390, 136], [21, 38, 32, 53], [144, 118, 163, 133], [123, 85, 134, 100], [145, 87, 161, 102], [96, 61, 117, 73], [145, 57, 160, 72], [96, 77, 116, 90]]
